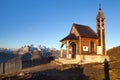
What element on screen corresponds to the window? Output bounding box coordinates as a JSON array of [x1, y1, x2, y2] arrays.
[[90, 40, 94, 53]]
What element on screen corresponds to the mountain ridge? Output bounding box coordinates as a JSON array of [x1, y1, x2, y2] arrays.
[[0, 44, 60, 63]]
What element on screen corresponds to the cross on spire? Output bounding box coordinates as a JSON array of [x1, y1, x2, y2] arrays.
[[99, 3, 101, 10]]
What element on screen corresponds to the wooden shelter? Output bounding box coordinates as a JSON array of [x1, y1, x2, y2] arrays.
[[59, 7, 109, 60], [55, 6, 109, 65], [60, 24, 98, 58]]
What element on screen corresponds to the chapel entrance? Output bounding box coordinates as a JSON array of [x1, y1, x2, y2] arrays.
[[71, 42, 76, 58]]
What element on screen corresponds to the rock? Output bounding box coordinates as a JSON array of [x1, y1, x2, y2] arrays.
[[18, 72, 25, 77]]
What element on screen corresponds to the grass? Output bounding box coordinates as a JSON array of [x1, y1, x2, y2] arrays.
[[107, 45, 120, 80], [110, 69, 120, 80]]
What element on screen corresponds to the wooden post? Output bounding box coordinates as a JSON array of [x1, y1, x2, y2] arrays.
[[66, 40, 69, 58], [104, 19, 107, 55], [19, 56, 22, 70], [104, 59, 110, 80], [0, 63, 4, 74], [76, 42, 78, 55], [79, 38, 82, 54], [60, 47, 63, 57]]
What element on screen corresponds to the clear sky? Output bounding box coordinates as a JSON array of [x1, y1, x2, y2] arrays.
[[0, 0, 120, 50]]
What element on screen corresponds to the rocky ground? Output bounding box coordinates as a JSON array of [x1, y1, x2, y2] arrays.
[[0, 46, 120, 80], [0, 61, 120, 80], [0, 63, 107, 80]]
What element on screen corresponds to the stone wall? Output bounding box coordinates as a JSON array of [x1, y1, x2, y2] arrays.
[[56, 55, 109, 65], [76, 55, 109, 64]]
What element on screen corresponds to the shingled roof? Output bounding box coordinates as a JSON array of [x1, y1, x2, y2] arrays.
[[73, 24, 98, 38], [60, 23, 98, 42], [60, 33, 79, 42]]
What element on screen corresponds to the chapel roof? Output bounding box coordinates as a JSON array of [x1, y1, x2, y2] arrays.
[[73, 24, 98, 38], [60, 33, 79, 42], [60, 23, 98, 42]]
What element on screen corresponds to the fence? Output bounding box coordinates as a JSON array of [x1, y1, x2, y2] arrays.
[[0, 56, 54, 74], [5, 56, 22, 73], [0, 63, 4, 74]]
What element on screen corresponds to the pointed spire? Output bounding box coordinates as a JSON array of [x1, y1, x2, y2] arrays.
[[96, 3, 105, 19]]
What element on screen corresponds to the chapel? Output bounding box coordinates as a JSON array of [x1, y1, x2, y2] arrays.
[[57, 6, 109, 64]]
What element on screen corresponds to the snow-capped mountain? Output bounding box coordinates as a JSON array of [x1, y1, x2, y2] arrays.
[[28, 44, 48, 52], [28, 44, 49, 53], [0, 44, 60, 63], [16, 44, 59, 57], [29, 44, 39, 51]]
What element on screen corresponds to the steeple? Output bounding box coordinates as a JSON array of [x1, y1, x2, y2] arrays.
[[96, 4, 105, 19], [99, 3, 101, 10], [96, 4, 106, 55]]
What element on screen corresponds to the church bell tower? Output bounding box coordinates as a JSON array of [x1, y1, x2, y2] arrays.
[[96, 5, 106, 55]]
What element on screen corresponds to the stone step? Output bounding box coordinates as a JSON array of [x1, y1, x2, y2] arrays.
[[50, 60, 63, 65], [56, 58, 79, 65]]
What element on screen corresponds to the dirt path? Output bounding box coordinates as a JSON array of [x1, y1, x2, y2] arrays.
[[21, 63, 59, 73]]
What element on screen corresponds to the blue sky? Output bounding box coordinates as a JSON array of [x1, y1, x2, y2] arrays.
[[0, 0, 120, 50]]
